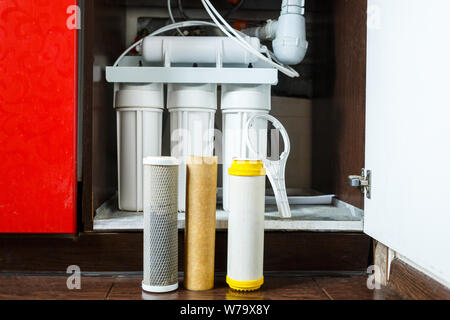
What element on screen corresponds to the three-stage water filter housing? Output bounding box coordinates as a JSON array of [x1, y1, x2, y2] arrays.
[[227, 159, 266, 291], [142, 156, 179, 293], [116, 83, 163, 211]]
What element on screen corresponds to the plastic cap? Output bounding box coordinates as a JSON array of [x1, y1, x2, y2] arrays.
[[228, 159, 266, 177], [167, 83, 217, 110], [115, 83, 164, 109], [221, 84, 271, 111], [226, 276, 264, 292], [143, 156, 180, 166]]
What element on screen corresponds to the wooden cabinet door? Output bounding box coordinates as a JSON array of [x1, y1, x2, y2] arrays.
[[364, 0, 450, 286], [0, 1, 78, 233]]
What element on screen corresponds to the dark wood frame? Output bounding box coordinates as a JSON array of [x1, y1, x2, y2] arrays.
[[311, 0, 367, 209], [82, 0, 127, 232]]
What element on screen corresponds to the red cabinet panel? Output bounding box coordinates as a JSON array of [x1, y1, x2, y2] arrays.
[[0, 0, 78, 233]]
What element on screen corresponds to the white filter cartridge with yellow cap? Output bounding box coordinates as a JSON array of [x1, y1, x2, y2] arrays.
[[227, 159, 266, 291]]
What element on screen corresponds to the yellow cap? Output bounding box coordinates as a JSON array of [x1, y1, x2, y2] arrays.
[[226, 276, 264, 292], [228, 160, 266, 177]]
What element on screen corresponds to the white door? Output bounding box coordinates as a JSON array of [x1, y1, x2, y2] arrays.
[[365, 0, 450, 287]]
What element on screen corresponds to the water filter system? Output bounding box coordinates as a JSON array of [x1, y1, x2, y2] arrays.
[[107, 0, 308, 293]]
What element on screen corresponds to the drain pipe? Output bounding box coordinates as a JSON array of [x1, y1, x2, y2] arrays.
[[242, 0, 308, 65]]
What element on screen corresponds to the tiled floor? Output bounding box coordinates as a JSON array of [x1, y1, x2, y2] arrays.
[[0, 274, 402, 300]]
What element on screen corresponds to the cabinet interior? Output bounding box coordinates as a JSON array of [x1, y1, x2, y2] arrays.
[[81, 0, 366, 232]]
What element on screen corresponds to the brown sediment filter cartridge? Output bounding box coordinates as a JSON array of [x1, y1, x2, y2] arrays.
[[184, 155, 218, 291]]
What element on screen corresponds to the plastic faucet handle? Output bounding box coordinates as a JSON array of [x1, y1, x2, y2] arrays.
[[244, 114, 292, 219]]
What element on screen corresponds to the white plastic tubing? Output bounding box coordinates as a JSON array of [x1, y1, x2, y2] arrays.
[[200, 0, 299, 77]]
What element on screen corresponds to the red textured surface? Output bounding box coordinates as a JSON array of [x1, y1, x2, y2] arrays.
[[0, 1, 77, 233]]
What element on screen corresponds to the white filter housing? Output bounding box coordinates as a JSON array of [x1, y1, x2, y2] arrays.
[[116, 83, 164, 211], [168, 83, 217, 212], [221, 84, 270, 211], [142, 36, 261, 65]]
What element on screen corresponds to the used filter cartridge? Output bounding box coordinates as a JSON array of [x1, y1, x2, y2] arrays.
[[142, 156, 179, 293], [184, 156, 218, 291], [227, 159, 266, 291]]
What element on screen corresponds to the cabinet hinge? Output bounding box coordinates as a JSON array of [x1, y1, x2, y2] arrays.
[[348, 168, 371, 199]]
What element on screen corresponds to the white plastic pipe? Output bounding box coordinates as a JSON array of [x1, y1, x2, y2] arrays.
[[273, 0, 308, 65], [242, 0, 308, 65], [241, 20, 278, 41]]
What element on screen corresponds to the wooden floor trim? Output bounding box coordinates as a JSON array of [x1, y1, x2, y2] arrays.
[[388, 258, 450, 300], [0, 232, 371, 273]]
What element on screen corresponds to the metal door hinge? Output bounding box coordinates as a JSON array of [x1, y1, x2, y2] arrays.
[[348, 169, 371, 199]]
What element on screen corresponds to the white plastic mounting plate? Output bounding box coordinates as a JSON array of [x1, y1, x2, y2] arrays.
[[106, 57, 278, 85], [106, 66, 278, 85]]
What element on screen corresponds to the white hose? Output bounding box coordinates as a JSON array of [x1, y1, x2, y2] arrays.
[[113, 39, 143, 67], [113, 5, 299, 78], [202, 0, 298, 77], [201, 0, 299, 78], [167, 0, 184, 36]]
